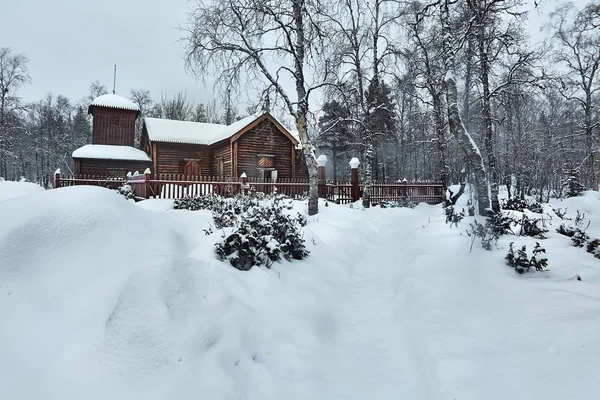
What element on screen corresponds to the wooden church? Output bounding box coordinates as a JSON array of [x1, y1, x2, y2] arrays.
[[72, 94, 308, 180]]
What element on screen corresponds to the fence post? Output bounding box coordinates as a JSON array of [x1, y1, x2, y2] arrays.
[[349, 157, 360, 201], [240, 172, 249, 195], [143, 168, 151, 199], [317, 155, 328, 198], [54, 168, 61, 189]]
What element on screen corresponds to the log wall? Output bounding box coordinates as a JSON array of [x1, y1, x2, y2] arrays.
[[154, 143, 211, 176], [91, 107, 137, 147], [235, 119, 294, 178], [210, 139, 232, 177], [75, 158, 151, 177]]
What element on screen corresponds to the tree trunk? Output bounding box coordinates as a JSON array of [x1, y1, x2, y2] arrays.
[[476, 17, 500, 212], [445, 76, 491, 215], [292, 0, 318, 215], [585, 97, 598, 190], [362, 139, 373, 208]]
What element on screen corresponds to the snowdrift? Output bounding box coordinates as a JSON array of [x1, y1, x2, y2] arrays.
[[0, 179, 44, 201], [1, 184, 600, 400]]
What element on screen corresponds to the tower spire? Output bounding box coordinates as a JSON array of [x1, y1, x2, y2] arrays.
[[112, 65, 117, 94]]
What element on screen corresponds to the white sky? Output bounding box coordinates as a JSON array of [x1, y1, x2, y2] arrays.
[[0, 0, 586, 108]]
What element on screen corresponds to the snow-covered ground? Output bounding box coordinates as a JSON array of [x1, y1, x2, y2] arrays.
[[1, 183, 599, 399]]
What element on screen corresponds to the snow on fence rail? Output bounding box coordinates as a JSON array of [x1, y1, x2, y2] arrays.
[[54, 171, 444, 204]]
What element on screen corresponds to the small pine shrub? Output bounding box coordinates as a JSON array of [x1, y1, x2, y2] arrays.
[[379, 198, 416, 208], [571, 229, 589, 247], [530, 242, 548, 271], [502, 197, 528, 212], [486, 212, 515, 237], [502, 197, 544, 214], [116, 183, 134, 200], [215, 198, 309, 270], [562, 164, 585, 198], [519, 215, 548, 239], [444, 205, 465, 228], [468, 220, 499, 251], [506, 242, 549, 273], [173, 194, 225, 211], [514, 245, 531, 274], [587, 239, 600, 259]]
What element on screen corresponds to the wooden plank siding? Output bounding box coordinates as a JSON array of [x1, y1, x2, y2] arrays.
[[154, 142, 211, 176], [294, 149, 310, 179], [74, 158, 151, 177], [210, 139, 232, 177], [91, 107, 137, 147], [234, 119, 294, 179]]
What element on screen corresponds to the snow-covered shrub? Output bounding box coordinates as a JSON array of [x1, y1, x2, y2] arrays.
[[486, 212, 515, 237], [519, 215, 548, 239], [467, 220, 499, 251], [530, 242, 548, 271], [173, 194, 225, 211], [378, 198, 416, 208], [215, 199, 309, 270], [116, 183, 134, 200], [562, 165, 585, 197], [444, 205, 465, 228], [527, 201, 544, 214], [501, 197, 528, 212], [586, 239, 600, 259], [506, 242, 548, 274], [501, 197, 543, 214], [571, 229, 589, 247]]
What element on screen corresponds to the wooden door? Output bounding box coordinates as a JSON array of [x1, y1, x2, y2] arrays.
[[184, 160, 200, 177]]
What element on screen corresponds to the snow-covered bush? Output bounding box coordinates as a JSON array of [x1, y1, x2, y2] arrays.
[[444, 205, 465, 228], [562, 165, 585, 197], [519, 215, 548, 239], [173, 194, 225, 211], [378, 198, 415, 208], [215, 198, 309, 270], [501, 197, 543, 214], [571, 229, 589, 247], [116, 183, 134, 200], [587, 239, 600, 259], [486, 212, 515, 237], [506, 242, 548, 274], [467, 220, 499, 251]]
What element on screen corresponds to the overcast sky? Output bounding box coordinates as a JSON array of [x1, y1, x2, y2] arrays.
[[1, 0, 580, 109]]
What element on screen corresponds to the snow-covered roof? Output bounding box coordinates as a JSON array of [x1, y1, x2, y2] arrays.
[[90, 94, 140, 112], [144, 113, 297, 146], [72, 145, 151, 161]]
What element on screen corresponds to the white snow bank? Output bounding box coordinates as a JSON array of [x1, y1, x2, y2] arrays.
[[72, 144, 151, 161], [0, 180, 44, 201], [1, 189, 600, 399], [90, 93, 140, 112]]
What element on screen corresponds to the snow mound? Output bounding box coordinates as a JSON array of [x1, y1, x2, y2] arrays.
[[0, 180, 44, 201], [90, 94, 140, 112], [1, 190, 600, 400]]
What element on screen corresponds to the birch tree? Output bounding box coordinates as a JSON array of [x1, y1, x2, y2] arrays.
[[322, 0, 403, 207], [549, 1, 600, 190], [0, 47, 30, 179], [183, 0, 329, 215]]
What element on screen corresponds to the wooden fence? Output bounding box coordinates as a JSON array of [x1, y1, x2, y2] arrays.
[[54, 171, 444, 205], [54, 174, 125, 190]]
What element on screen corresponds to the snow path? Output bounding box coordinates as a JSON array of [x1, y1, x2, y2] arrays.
[[314, 206, 600, 400], [316, 210, 432, 399]]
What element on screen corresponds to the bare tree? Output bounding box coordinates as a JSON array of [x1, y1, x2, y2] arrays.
[[158, 91, 195, 121], [548, 1, 600, 190], [0, 47, 30, 178], [87, 80, 108, 103], [130, 89, 153, 146], [184, 0, 330, 215]]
